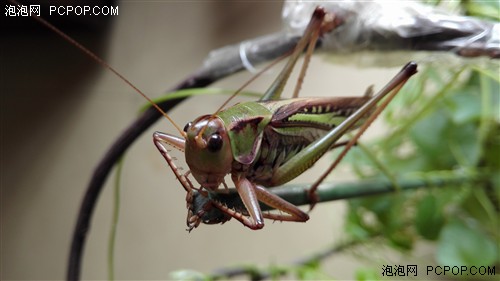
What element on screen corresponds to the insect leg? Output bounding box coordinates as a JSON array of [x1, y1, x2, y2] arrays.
[[270, 62, 418, 187], [260, 7, 341, 101], [254, 185, 309, 222], [209, 183, 310, 227], [230, 175, 265, 229], [153, 132, 211, 230], [209, 201, 258, 230], [153, 132, 189, 187], [306, 62, 418, 210]]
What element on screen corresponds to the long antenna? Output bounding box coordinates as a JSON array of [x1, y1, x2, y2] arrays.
[[213, 50, 291, 115], [195, 50, 292, 143], [8, 0, 185, 136]]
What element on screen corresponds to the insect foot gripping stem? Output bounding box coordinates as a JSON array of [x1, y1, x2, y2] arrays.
[[186, 190, 233, 232], [153, 131, 231, 231]]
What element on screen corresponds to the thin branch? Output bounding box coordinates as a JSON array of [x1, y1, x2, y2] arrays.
[[192, 172, 487, 224], [108, 157, 124, 281], [210, 236, 378, 280]]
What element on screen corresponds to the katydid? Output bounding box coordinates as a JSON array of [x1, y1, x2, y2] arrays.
[[20, 0, 417, 231], [153, 7, 418, 230]]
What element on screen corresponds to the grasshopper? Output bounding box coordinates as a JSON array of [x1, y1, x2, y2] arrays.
[[152, 7, 418, 230]]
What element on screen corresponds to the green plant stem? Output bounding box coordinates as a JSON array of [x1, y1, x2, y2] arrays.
[[478, 70, 494, 145], [210, 236, 373, 280], [193, 171, 487, 223]]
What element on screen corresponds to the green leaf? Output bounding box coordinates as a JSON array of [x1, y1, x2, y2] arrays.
[[437, 220, 497, 266], [461, 187, 499, 235], [388, 229, 414, 250], [447, 88, 482, 124], [355, 267, 382, 281], [483, 123, 500, 168], [169, 269, 207, 281], [415, 194, 444, 240], [345, 208, 372, 239], [446, 121, 482, 167], [268, 264, 288, 280], [464, 0, 500, 21], [409, 108, 452, 169], [295, 261, 329, 280]]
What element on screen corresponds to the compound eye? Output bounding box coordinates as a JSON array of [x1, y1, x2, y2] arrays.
[[207, 133, 223, 152], [183, 122, 192, 132]]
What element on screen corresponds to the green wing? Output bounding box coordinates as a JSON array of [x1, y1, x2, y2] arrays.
[[217, 102, 272, 165]]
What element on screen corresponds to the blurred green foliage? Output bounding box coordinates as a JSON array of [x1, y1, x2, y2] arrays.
[[340, 0, 500, 275], [316, 1, 500, 279], [344, 62, 499, 277]]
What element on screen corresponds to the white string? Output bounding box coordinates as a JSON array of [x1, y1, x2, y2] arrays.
[[239, 41, 259, 73]]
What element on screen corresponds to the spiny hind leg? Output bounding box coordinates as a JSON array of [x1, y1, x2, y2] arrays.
[[231, 175, 265, 229], [210, 177, 309, 229], [211, 185, 309, 227], [255, 185, 309, 222], [306, 139, 360, 211]]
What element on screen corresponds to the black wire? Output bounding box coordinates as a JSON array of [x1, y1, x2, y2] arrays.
[[66, 74, 213, 281]]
